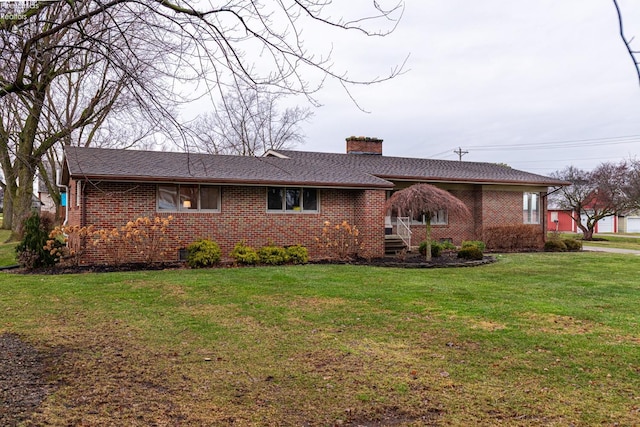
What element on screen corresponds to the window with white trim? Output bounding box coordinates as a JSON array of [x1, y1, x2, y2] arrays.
[[157, 184, 220, 211], [267, 187, 319, 212], [410, 210, 448, 225], [523, 192, 540, 224]]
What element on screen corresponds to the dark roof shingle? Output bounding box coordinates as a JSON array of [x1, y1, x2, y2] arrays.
[[272, 150, 568, 186], [63, 145, 568, 189], [63, 146, 393, 188]]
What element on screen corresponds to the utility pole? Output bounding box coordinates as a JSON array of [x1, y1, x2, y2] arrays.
[[453, 147, 468, 161]]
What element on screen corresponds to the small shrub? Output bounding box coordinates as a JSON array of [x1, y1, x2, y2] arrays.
[[230, 241, 259, 265], [484, 225, 543, 251], [316, 220, 363, 260], [125, 216, 175, 263], [544, 240, 567, 252], [457, 246, 484, 260], [258, 244, 288, 265], [92, 227, 127, 266], [187, 239, 222, 268], [462, 240, 486, 251], [16, 212, 58, 269], [91, 216, 175, 265], [419, 240, 442, 258], [46, 225, 94, 266], [440, 241, 457, 251], [286, 245, 309, 264], [563, 238, 583, 252]]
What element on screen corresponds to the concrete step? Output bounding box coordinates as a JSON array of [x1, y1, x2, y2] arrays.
[[385, 236, 407, 255]]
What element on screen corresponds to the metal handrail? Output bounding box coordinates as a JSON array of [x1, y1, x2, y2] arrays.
[[396, 216, 412, 248]]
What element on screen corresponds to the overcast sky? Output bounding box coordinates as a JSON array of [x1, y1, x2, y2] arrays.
[[287, 0, 640, 176]]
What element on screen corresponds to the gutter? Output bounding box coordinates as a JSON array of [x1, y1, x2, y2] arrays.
[[67, 175, 394, 190]]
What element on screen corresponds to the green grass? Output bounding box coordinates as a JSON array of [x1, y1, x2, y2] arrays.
[[555, 232, 640, 251], [1, 252, 639, 425], [0, 229, 17, 266]]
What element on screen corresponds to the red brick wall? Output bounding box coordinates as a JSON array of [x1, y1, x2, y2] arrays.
[[345, 137, 383, 155], [66, 180, 386, 264], [482, 189, 522, 227], [354, 189, 386, 257], [66, 179, 548, 263], [408, 189, 478, 245], [408, 187, 546, 246], [480, 189, 545, 243]]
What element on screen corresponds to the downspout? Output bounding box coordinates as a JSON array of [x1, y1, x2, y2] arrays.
[[56, 169, 69, 226], [542, 186, 564, 243], [80, 180, 86, 227], [541, 191, 547, 243], [79, 180, 88, 259]]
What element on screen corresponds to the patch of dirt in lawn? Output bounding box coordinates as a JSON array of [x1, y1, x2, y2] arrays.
[[0, 333, 50, 427], [0, 325, 218, 426], [2, 327, 445, 426], [468, 319, 508, 331], [293, 349, 444, 426], [526, 313, 602, 335], [343, 405, 443, 426]]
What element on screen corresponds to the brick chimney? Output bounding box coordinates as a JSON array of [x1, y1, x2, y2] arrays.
[[346, 136, 383, 155]]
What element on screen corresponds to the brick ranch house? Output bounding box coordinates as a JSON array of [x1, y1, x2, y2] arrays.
[[61, 137, 568, 264]]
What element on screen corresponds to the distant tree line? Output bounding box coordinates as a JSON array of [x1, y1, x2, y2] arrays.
[[552, 160, 640, 239]]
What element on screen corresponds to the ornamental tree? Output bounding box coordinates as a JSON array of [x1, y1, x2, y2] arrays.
[[384, 184, 470, 261]]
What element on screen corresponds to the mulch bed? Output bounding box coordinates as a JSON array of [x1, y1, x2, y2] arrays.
[[9, 253, 496, 275], [343, 253, 496, 268]]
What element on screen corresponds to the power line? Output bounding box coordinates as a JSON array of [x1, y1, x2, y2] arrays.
[[428, 133, 640, 158], [453, 147, 468, 161], [472, 134, 640, 151]]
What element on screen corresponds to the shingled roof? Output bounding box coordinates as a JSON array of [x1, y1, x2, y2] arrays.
[[270, 150, 568, 187], [63, 145, 567, 189], [62, 146, 393, 189]]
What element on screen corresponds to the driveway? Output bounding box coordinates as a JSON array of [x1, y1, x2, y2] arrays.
[[582, 245, 640, 255]]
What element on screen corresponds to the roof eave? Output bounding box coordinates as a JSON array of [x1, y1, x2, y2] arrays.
[[66, 174, 393, 190], [378, 175, 570, 187]]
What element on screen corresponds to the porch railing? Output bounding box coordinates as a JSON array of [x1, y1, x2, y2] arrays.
[[396, 216, 412, 248]]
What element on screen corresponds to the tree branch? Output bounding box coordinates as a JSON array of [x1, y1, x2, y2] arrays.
[[613, 0, 640, 86]]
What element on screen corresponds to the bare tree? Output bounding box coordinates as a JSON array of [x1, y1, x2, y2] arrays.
[[627, 158, 640, 207], [613, 0, 640, 85], [553, 162, 637, 239], [189, 83, 313, 156], [384, 184, 470, 261], [1, 2, 168, 231], [1, 0, 405, 233]]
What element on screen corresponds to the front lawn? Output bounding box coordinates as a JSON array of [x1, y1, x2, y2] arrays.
[[1, 253, 639, 426], [0, 229, 16, 267], [554, 232, 640, 251], [583, 234, 640, 251]]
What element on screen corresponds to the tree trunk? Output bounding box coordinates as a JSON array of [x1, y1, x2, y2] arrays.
[[1, 189, 12, 231], [425, 217, 432, 262], [12, 173, 35, 237]]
